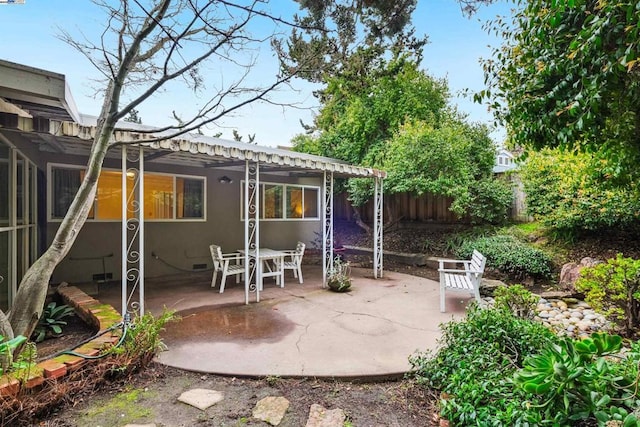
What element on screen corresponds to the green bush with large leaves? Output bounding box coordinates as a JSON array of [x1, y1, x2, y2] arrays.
[[521, 149, 640, 235], [514, 333, 640, 426]]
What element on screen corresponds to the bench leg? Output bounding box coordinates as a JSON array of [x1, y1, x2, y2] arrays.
[[440, 272, 446, 313], [473, 284, 482, 304]]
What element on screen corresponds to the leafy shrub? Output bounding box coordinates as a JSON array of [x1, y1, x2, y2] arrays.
[[576, 254, 640, 335], [409, 307, 556, 425], [327, 257, 352, 292], [514, 333, 640, 425], [467, 177, 514, 225], [457, 234, 553, 279], [494, 284, 539, 318], [0, 335, 28, 375], [32, 302, 76, 343], [521, 149, 640, 236], [112, 309, 178, 372]]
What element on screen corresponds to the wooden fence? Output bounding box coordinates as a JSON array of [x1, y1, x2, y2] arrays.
[[335, 175, 530, 224], [335, 192, 463, 223]]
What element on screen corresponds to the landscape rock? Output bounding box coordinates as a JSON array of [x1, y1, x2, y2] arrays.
[[305, 403, 346, 427], [177, 389, 224, 411], [479, 278, 507, 297], [253, 396, 290, 426], [559, 257, 600, 290]]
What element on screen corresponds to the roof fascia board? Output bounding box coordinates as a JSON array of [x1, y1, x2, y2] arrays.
[[0, 60, 80, 123]]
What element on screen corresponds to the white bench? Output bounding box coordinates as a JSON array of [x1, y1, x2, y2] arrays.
[[438, 250, 486, 312]]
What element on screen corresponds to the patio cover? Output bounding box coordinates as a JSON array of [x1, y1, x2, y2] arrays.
[[0, 105, 386, 314]]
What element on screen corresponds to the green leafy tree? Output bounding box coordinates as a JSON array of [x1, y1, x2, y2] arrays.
[[294, 57, 511, 223], [481, 0, 640, 183]]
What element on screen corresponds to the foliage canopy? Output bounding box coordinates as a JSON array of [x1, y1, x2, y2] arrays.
[[481, 0, 640, 182], [294, 57, 511, 223]]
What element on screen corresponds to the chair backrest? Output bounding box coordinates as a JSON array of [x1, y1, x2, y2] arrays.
[[470, 250, 487, 283], [209, 244, 223, 270], [296, 241, 306, 256]]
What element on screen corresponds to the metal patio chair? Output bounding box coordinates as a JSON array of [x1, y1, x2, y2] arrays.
[[209, 244, 244, 293], [282, 241, 306, 284]]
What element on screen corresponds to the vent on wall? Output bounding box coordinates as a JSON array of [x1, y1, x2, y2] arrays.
[[192, 264, 208, 270], [92, 272, 113, 282]]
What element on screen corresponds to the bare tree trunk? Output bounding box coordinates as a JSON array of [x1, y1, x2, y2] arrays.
[[8, 81, 117, 339], [0, 310, 12, 340], [351, 206, 372, 234]]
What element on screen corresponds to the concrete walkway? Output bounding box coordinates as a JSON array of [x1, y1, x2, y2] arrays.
[[85, 265, 470, 378]]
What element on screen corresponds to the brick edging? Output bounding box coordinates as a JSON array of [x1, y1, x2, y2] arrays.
[[0, 285, 122, 396]]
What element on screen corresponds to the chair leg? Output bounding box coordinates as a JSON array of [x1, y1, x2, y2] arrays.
[[220, 273, 228, 293], [211, 269, 218, 288], [297, 265, 303, 284]]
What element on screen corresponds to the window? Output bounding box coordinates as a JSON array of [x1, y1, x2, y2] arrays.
[[263, 184, 283, 219], [242, 182, 320, 220], [49, 164, 205, 221]]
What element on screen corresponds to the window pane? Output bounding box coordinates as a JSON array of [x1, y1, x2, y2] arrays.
[[0, 231, 8, 311], [16, 159, 23, 224], [286, 187, 303, 219], [52, 168, 82, 218], [177, 177, 204, 219], [144, 174, 174, 219], [95, 171, 123, 220], [264, 184, 283, 219], [304, 188, 318, 218], [0, 145, 9, 226]]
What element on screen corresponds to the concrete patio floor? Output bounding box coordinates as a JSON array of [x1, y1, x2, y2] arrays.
[[79, 265, 471, 379]]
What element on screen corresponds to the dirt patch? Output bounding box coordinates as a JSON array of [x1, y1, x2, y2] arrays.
[[35, 313, 96, 360], [39, 362, 437, 427]]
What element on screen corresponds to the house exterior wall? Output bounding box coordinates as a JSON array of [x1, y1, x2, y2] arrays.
[[4, 133, 322, 285], [47, 163, 322, 284]]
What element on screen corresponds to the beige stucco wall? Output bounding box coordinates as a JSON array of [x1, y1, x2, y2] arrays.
[[47, 164, 323, 284], [3, 131, 322, 285]]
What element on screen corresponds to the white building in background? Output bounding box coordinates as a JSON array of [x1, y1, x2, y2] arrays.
[[493, 148, 518, 174]]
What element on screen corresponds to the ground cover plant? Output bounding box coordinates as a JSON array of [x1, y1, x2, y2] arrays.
[[411, 304, 640, 426], [410, 306, 557, 425], [457, 234, 553, 280]]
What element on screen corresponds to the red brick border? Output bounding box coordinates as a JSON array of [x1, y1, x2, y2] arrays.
[[0, 285, 122, 396]]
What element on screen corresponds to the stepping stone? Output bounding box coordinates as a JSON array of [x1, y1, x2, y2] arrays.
[[253, 396, 290, 426], [306, 404, 346, 427], [177, 388, 224, 410]]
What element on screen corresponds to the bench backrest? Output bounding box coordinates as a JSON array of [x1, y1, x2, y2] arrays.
[[469, 250, 487, 283]]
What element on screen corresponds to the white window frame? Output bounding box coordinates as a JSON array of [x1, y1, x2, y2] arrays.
[[240, 180, 321, 221], [47, 163, 207, 223]]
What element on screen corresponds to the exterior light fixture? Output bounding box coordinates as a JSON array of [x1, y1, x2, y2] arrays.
[[218, 175, 233, 184]]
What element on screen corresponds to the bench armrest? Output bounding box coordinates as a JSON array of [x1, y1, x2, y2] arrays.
[[438, 268, 467, 273], [439, 267, 483, 274]]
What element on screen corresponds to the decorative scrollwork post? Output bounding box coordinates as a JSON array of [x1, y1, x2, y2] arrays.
[[322, 170, 334, 287], [373, 176, 384, 278], [121, 145, 145, 317], [244, 159, 259, 303]]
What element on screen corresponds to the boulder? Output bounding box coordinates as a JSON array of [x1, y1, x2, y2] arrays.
[[480, 279, 507, 297], [559, 257, 600, 290]]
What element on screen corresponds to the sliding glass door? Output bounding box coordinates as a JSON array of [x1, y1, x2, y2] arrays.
[[0, 140, 37, 311]]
